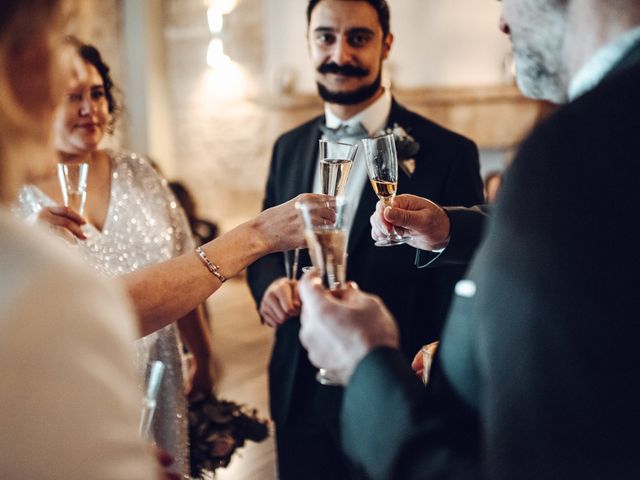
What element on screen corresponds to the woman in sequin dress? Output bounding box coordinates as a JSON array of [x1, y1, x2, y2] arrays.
[[15, 41, 213, 479]]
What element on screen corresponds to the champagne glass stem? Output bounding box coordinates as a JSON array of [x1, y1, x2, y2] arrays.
[[292, 248, 299, 279]]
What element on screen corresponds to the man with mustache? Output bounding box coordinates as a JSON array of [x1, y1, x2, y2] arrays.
[[298, 0, 640, 478], [247, 1, 483, 478]]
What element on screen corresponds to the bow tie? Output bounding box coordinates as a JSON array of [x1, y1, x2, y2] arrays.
[[319, 122, 369, 142]]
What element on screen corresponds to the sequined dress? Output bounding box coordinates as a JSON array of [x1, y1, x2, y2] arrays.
[[15, 151, 193, 479]]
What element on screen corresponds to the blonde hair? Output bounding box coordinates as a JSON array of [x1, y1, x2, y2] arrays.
[[0, 0, 79, 203]]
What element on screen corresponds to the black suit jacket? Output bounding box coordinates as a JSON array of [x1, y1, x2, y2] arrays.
[[341, 42, 640, 479], [415, 205, 493, 268], [247, 99, 483, 424]]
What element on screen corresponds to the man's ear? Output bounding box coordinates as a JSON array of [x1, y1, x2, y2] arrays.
[[382, 33, 393, 60]]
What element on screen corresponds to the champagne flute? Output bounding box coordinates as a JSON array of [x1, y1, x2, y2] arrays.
[[362, 134, 411, 247], [139, 360, 166, 440], [293, 140, 358, 276], [57, 161, 89, 216], [296, 196, 350, 385], [318, 139, 358, 196]]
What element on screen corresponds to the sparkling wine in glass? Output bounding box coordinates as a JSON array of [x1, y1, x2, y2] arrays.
[[296, 196, 350, 385], [304, 227, 347, 291], [362, 134, 411, 247], [289, 140, 358, 278], [319, 139, 358, 197], [57, 162, 89, 216]]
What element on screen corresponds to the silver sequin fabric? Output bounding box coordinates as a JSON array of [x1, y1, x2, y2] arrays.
[[16, 151, 193, 479]]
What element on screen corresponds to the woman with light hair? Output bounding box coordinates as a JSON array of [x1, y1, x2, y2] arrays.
[[0, 0, 159, 478]]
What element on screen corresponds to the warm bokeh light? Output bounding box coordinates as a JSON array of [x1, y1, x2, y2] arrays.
[[207, 0, 238, 15], [207, 38, 231, 69], [200, 59, 247, 103], [207, 7, 224, 33]]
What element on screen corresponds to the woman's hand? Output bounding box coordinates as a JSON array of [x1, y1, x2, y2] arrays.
[[37, 206, 86, 240], [254, 193, 333, 253]]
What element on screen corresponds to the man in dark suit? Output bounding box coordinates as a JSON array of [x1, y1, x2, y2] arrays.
[[298, 0, 640, 479], [246, 1, 483, 478]]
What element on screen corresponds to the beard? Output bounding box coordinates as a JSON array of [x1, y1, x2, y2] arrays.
[[316, 72, 382, 105], [513, 47, 567, 104], [510, 0, 568, 104]]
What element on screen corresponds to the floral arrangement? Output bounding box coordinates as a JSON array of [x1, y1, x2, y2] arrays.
[[188, 391, 270, 479], [378, 123, 420, 177]]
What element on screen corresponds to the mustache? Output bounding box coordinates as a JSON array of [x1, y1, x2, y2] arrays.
[[318, 62, 369, 77]]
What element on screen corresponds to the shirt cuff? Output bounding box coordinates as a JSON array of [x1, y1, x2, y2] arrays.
[[414, 248, 445, 268]]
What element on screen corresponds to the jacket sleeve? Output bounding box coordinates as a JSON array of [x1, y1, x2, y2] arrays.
[[415, 205, 492, 268], [341, 348, 479, 480], [246, 140, 288, 307], [415, 137, 488, 268]]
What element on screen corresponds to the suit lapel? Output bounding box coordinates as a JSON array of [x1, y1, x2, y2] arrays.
[[348, 99, 417, 252], [348, 183, 378, 254], [290, 117, 324, 198]]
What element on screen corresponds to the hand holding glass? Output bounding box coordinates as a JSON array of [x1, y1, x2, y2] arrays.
[[292, 140, 358, 278], [57, 162, 89, 216], [296, 197, 350, 385], [362, 134, 411, 246]]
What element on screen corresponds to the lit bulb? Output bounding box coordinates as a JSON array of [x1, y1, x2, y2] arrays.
[[207, 38, 231, 69], [208, 0, 237, 15], [207, 7, 223, 33]]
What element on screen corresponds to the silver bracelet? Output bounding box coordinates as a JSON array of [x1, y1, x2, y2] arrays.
[[195, 246, 226, 284]]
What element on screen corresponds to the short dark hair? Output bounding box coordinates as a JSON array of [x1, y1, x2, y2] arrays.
[[307, 0, 391, 38], [68, 37, 121, 130]]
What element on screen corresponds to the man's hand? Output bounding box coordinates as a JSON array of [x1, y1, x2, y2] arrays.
[[259, 277, 301, 327], [298, 270, 399, 385], [370, 194, 450, 251]]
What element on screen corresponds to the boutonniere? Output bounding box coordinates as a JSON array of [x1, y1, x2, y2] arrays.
[[378, 123, 420, 177]]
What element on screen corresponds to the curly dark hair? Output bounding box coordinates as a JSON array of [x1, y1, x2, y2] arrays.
[[306, 0, 391, 38], [66, 36, 121, 131]]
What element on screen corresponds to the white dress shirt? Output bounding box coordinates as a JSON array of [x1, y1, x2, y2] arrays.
[[0, 210, 156, 479], [568, 26, 640, 101], [312, 88, 393, 239]]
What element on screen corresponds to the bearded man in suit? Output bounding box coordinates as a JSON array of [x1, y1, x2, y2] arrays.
[[298, 0, 640, 479], [246, 0, 483, 478]]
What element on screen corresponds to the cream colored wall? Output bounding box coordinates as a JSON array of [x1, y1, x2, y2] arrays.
[[389, 0, 511, 87]]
